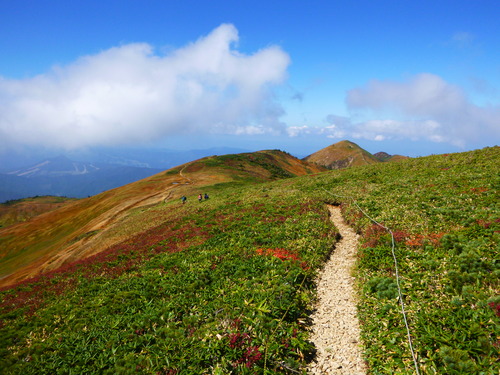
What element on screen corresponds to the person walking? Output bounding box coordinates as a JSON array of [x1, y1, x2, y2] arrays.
[[181, 196, 187, 204], [198, 194, 203, 202]]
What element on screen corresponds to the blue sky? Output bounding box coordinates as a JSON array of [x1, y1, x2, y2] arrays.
[[0, 0, 498, 158]]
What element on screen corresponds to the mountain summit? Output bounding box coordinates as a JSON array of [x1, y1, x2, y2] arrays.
[[303, 140, 380, 169], [373, 151, 409, 162]]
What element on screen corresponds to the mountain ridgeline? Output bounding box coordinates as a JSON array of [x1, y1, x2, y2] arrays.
[[0, 142, 403, 203], [0, 142, 498, 374], [0, 155, 163, 203], [304, 139, 408, 169], [0, 149, 325, 287]]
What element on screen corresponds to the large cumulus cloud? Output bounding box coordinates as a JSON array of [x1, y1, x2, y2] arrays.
[[289, 73, 499, 148], [344, 73, 500, 147], [0, 24, 290, 151]]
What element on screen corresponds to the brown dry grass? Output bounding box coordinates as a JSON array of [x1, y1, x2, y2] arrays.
[[0, 197, 77, 228], [0, 150, 324, 288]]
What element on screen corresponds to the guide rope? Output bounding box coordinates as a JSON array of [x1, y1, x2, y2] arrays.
[[322, 188, 421, 375]]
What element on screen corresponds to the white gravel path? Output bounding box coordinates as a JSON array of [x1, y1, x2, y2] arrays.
[[308, 205, 366, 374]]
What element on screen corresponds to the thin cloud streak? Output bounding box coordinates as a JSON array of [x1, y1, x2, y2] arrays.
[[451, 31, 475, 48], [0, 24, 290, 151]]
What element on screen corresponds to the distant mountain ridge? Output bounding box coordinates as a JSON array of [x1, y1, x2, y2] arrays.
[[0, 142, 406, 203], [91, 147, 250, 169], [0, 148, 249, 203], [0, 147, 250, 172], [304, 140, 408, 169], [373, 151, 392, 162], [0, 155, 162, 203], [8, 155, 102, 178]]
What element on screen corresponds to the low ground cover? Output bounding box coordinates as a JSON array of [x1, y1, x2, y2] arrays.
[[0, 146, 498, 374], [0, 185, 336, 374], [298, 146, 499, 374]]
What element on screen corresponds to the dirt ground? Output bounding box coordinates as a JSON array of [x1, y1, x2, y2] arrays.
[[307, 205, 366, 374]]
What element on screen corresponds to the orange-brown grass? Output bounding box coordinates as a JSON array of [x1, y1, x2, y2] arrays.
[[256, 150, 327, 175], [0, 169, 198, 287], [304, 140, 380, 169], [0, 196, 77, 228], [0, 150, 324, 288]]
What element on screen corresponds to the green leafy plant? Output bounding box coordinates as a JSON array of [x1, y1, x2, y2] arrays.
[[1, 146, 499, 374]]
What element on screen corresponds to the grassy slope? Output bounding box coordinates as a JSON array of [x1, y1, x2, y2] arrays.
[[0, 146, 498, 374], [0, 150, 324, 287], [298, 146, 500, 374], [385, 154, 409, 162], [0, 196, 77, 228], [0, 181, 336, 374], [373, 152, 409, 163]]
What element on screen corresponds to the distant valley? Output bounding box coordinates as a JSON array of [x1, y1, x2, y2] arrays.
[[0, 147, 247, 202], [0, 156, 162, 203]]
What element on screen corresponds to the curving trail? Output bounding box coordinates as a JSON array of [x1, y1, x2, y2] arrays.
[[308, 205, 366, 374]]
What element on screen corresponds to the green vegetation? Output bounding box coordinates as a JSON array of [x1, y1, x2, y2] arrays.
[[200, 151, 298, 180], [0, 187, 336, 374], [0, 146, 498, 374], [164, 168, 181, 175], [299, 146, 499, 374]]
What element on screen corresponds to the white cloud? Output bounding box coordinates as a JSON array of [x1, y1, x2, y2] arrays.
[[286, 123, 346, 139], [340, 73, 500, 147], [0, 24, 290, 151], [347, 73, 467, 117]]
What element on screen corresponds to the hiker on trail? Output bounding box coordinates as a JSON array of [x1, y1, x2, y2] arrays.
[[204, 193, 209, 200], [181, 196, 187, 204], [198, 194, 203, 202]]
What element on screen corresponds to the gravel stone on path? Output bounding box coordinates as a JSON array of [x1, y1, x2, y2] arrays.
[[307, 205, 366, 375]]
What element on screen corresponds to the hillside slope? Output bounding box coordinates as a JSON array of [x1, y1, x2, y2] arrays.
[[0, 146, 498, 374], [0, 196, 77, 228], [303, 146, 499, 374], [304, 140, 381, 169], [373, 151, 409, 162], [0, 150, 324, 287]]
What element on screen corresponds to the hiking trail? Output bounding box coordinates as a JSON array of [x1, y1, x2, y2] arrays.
[[308, 205, 366, 374]]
